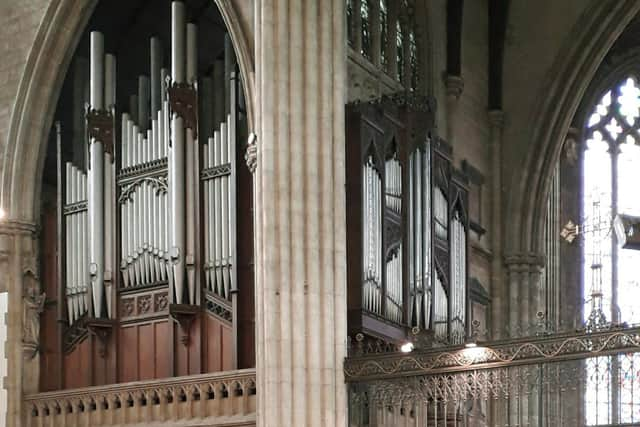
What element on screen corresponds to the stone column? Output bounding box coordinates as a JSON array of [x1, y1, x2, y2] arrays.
[[488, 109, 504, 341], [253, 2, 347, 427], [0, 220, 39, 427], [487, 109, 505, 427]]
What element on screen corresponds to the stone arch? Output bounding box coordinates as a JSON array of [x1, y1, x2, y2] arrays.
[[505, 1, 640, 255], [0, 0, 255, 225]]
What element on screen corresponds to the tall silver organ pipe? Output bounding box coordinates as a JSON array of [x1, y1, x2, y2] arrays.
[[104, 53, 116, 319], [433, 273, 448, 341], [384, 154, 402, 323], [408, 145, 432, 330], [150, 37, 163, 114], [169, 0, 187, 303], [185, 22, 198, 304], [434, 188, 448, 239], [450, 211, 466, 344], [64, 162, 89, 325], [362, 155, 382, 315], [88, 31, 106, 318]]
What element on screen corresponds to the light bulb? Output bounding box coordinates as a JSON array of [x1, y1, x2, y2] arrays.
[[400, 342, 414, 353]]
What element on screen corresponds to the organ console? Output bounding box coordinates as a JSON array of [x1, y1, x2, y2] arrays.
[[46, 0, 252, 390], [346, 96, 469, 346]]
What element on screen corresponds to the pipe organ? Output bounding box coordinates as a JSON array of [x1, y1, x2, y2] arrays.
[[63, 163, 89, 325], [346, 97, 469, 346], [363, 155, 383, 316], [47, 0, 252, 390]]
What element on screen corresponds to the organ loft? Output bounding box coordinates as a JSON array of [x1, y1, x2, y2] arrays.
[[2, 1, 640, 426]]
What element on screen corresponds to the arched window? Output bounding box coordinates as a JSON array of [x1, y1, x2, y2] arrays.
[[396, 20, 405, 83], [379, 0, 388, 70], [361, 0, 372, 59], [583, 77, 640, 425], [409, 25, 419, 91]]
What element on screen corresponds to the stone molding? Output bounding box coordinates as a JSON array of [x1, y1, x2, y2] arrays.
[[24, 369, 257, 426]]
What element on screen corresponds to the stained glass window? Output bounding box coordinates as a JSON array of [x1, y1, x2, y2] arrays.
[[409, 27, 418, 91], [379, 0, 388, 70], [396, 21, 404, 83], [347, 0, 354, 46], [361, 0, 372, 59], [584, 77, 640, 425]]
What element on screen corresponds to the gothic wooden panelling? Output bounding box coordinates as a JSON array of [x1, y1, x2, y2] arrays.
[[40, 202, 60, 392], [174, 315, 202, 377], [204, 313, 233, 372], [64, 338, 91, 389], [118, 320, 171, 382]]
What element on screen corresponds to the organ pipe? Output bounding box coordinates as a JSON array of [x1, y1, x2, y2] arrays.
[[150, 37, 163, 114], [169, 0, 187, 303], [88, 31, 105, 318]]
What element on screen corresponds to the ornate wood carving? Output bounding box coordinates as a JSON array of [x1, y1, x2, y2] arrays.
[[169, 303, 199, 345], [85, 318, 115, 358], [86, 109, 114, 156], [168, 83, 198, 136]]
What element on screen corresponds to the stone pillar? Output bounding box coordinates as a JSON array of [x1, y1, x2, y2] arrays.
[[0, 221, 40, 427], [488, 110, 504, 340], [253, 1, 347, 427], [504, 253, 545, 337], [560, 127, 583, 331]]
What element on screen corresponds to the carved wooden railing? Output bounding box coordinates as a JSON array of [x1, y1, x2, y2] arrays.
[[24, 369, 256, 427]]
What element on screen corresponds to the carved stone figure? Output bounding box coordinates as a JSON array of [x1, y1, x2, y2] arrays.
[[23, 269, 45, 358]]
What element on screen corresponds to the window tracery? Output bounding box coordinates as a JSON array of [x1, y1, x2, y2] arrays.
[[583, 76, 640, 425]]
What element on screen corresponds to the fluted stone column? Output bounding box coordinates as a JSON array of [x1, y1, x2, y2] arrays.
[[253, 2, 347, 427]]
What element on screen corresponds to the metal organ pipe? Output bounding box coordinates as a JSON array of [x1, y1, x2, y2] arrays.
[[423, 147, 431, 328], [169, 0, 187, 303], [151, 37, 163, 114], [185, 22, 197, 304], [104, 53, 116, 319], [88, 31, 105, 318], [139, 76, 150, 132]]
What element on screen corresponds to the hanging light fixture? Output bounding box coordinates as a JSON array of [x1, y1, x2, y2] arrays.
[[614, 214, 640, 250]]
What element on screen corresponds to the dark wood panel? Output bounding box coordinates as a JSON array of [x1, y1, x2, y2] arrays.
[[155, 321, 171, 378], [222, 325, 233, 371], [40, 198, 61, 391], [206, 315, 222, 372], [64, 337, 91, 389], [119, 326, 138, 382], [174, 321, 188, 377], [188, 316, 202, 374], [139, 323, 155, 380]]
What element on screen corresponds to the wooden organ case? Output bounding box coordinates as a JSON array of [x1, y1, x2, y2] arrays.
[[39, 1, 254, 391], [346, 96, 469, 347]]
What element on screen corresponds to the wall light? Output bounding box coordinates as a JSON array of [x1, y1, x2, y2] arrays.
[[400, 342, 414, 353], [0, 207, 5, 220]]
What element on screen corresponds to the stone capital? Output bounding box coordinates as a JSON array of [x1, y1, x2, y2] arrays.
[[444, 74, 464, 99], [503, 252, 545, 271], [488, 109, 505, 129]]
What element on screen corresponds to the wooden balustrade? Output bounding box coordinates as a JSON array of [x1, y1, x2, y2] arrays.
[[24, 369, 256, 427]]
